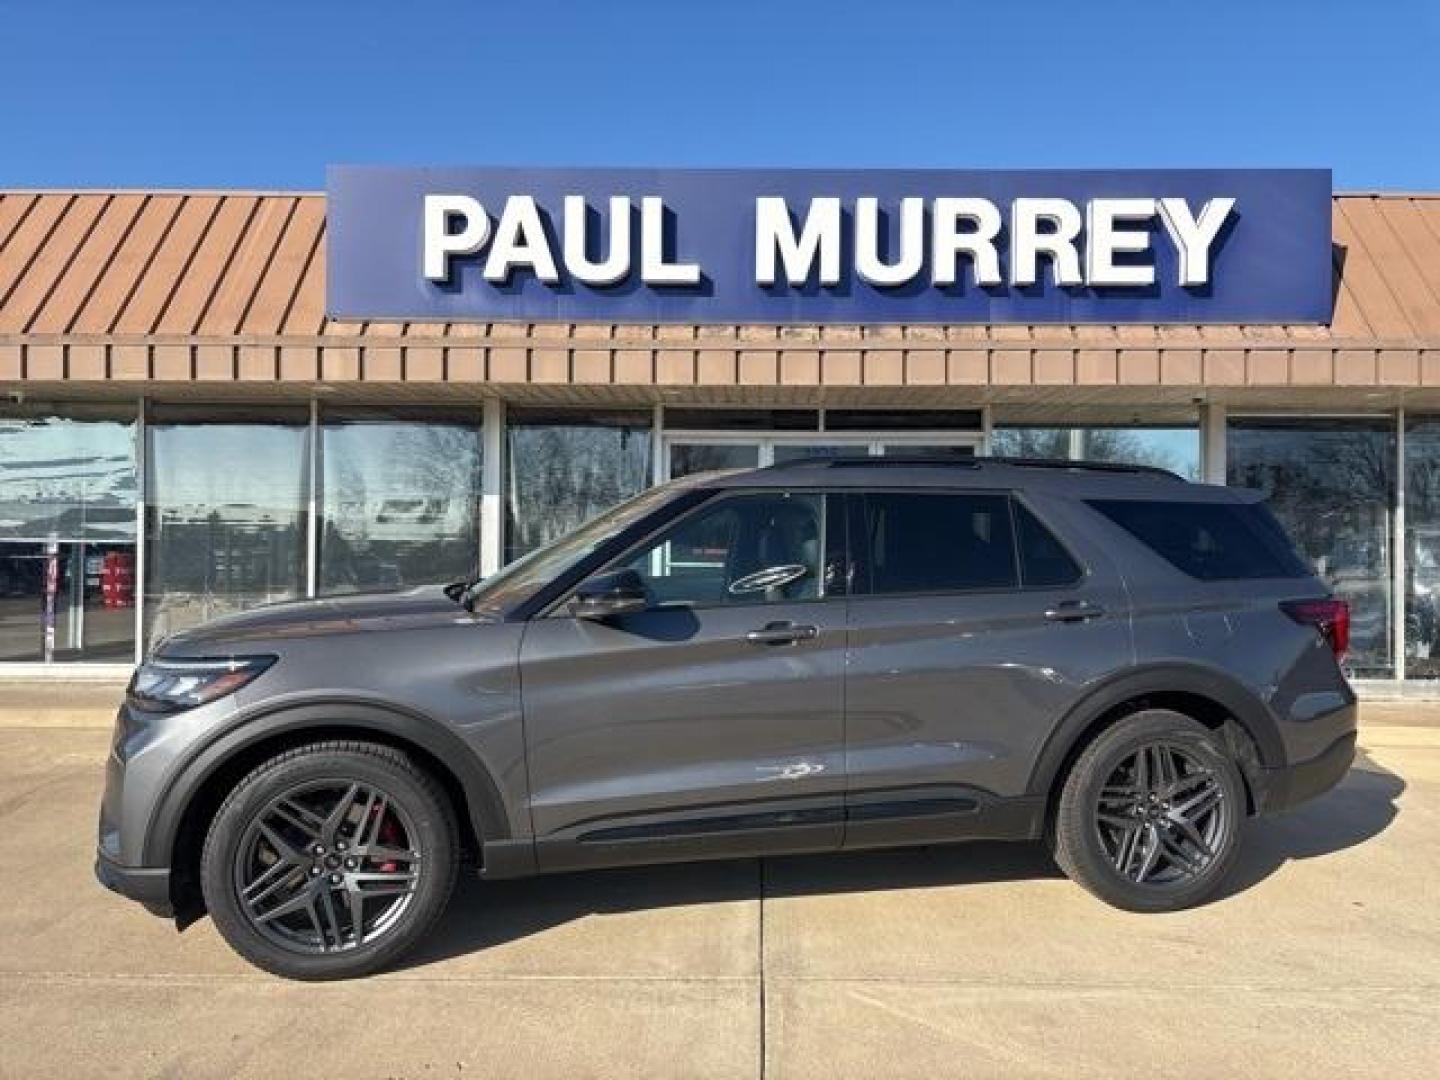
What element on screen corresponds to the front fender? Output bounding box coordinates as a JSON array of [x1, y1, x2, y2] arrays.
[[140, 696, 515, 868]]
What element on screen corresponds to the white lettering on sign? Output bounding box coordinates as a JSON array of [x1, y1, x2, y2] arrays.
[[420, 193, 1237, 290], [754, 197, 841, 287], [932, 198, 1003, 287], [1158, 197, 1236, 286], [422, 195, 489, 282]]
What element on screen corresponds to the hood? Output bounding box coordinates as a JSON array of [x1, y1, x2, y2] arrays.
[[160, 584, 490, 652]]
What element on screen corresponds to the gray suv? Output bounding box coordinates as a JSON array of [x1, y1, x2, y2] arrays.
[[97, 457, 1357, 979]]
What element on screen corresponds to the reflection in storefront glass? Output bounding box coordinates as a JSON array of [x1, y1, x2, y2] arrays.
[[1404, 418, 1440, 679], [319, 414, 482, 595], [506, 409, 652, 563], [990, 426, 1200, 479], [144, 413, 308, 650], [0, 413, 137, 662], [1228, 418, 1395, 679], [668, 443, 760, 478]]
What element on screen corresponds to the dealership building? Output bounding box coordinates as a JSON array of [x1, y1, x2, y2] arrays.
[[2, 169, 1440, 696]]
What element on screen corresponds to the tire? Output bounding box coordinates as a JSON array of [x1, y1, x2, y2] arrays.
[[1051, 709, 1245, 912], [201, 740, 458, 980]]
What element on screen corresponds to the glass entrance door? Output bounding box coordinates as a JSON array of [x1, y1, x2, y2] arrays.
[[664, 432, 981, 480]]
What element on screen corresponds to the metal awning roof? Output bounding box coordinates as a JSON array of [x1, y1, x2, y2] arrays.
[[1, 191, 1438, 405]]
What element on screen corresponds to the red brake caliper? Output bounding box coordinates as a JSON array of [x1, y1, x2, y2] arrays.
[[376, 811, 402, 873]]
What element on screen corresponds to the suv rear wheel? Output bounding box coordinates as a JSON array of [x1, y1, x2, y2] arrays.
[[1051, 709, 1245, 912], [200, 740, 458, 980]]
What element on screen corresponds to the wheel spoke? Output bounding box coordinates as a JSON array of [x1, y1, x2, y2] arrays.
[[317, 885, 344, 950], [253, 887, 317, 925], [322, 782, 363, 846], [1166, 811, 1216, 861], [1132, 750, 1150, 793], [1160, 770, 1212, 801], [1111, 822, 1141, 876], [1133, 824, 1162, 883], [350, 869, 418, 887], [256, 821, 303, 864], [242, 856, 301, 909], [347, 882, 367, 939], [1151, 745, 1176, 790], [1098, 811, 1142, 832], [1173, 783, 1222, 822], [1099, 784, 1142, 805], [1160, 830, 1206, 875], [270, 799, 326, 844], [351, 882, 413, 900]]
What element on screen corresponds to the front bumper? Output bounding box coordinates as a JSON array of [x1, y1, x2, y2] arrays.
[[1260, 730, 1357, 813], [94, 848, 173, 918]]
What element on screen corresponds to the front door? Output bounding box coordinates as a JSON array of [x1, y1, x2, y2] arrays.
[[518, 489, 848, 870]]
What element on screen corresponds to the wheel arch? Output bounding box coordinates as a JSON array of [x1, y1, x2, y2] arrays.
[[1026, 664, 1282, 820], [148, 700, 513, 924]]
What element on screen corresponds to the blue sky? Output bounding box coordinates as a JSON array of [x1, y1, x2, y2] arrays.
[[1, 0, 1435, 190]]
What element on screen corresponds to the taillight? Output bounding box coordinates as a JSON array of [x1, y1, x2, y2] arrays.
[[1280, 598, 1350, 660]]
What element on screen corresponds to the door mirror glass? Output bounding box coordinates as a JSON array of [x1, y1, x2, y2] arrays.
[[570, 568, 651, 619]]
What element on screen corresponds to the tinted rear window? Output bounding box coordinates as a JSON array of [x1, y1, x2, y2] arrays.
[[1087, 498, 1311, 581], [861, 492, 1017, 594]]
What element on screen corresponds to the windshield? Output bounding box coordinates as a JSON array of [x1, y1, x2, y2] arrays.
[[464, 484, 682, 615]]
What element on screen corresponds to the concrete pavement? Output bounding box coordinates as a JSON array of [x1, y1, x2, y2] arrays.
[[0, 696, 1437, 1078]]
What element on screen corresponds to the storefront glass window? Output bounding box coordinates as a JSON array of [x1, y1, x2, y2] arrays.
[[0, 410, 137, 662], [990, 426, 1200, 479], [1404, 417, 1440, 679], [669, 443, 760, 478], [1227, 417, 1395, 679], [319, 409, 482, 595], [505, 408, 652, 563], [144, 408, 309, 650]]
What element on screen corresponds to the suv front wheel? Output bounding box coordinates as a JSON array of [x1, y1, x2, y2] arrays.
[[200, 740, 458, 980], [1051, 709, 1245, 912]]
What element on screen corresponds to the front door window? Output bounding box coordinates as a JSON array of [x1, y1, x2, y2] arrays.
[[620, 492, 829, 607]]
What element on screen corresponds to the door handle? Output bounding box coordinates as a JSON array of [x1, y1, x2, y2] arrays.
[[1043, 601, 1105, 622], [746, 621, 819, 645]]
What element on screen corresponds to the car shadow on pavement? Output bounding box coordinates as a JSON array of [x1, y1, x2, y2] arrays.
[[1215, 747, 1404, 900], [399, 752, 1404, 971]]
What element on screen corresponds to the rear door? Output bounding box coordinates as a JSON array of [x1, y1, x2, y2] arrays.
[[519, 488, 850, 870], [842, 488, 1132, 847]]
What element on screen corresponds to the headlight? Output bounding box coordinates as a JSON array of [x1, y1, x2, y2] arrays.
[[127, 656, 275, 713]]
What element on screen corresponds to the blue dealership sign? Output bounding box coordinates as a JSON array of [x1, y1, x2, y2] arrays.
[[326, 166, 1332, 325]]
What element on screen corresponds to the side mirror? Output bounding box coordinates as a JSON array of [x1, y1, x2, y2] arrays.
[[570, 568, 650, 619]]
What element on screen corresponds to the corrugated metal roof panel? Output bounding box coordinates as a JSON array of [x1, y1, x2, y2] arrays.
[[0, 191, 1437, 347]]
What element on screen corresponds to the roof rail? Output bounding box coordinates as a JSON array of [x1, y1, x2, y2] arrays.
[[762, 455, 1184, 480]]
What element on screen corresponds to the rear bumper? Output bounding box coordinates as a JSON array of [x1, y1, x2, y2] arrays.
[[1260, 730, 1357, 814], [94, 849, 173, 918]]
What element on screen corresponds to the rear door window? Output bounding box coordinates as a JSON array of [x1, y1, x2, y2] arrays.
[[1014, 502, 1083, 587], [1087, 498, 1310, 581], [858, 491, 1018, 595]]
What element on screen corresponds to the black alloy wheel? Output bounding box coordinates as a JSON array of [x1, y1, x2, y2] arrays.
[[201, 741, 458, 980], [1094, 741, 1232, 887], [1051, 709, 1246, 912], [233, 779, 422, 954]]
